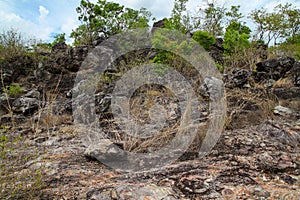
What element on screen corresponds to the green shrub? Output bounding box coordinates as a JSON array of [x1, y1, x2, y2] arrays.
[[223, 21, 251, 55], [215, 62, 225, 72], [0, 29, 26, 61], [192, 30, 216, 51], [4, 83, 24, 96]]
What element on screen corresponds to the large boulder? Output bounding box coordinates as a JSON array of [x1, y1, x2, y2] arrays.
[[152, 18, 166, 29], [271, 87, 300, 115]]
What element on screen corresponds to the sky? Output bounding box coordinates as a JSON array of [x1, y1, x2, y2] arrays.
[[0, 0, 299, 43]]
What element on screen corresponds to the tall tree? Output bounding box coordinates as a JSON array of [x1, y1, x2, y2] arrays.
[[249, 9, 268, 43], [165, 0, 192, 32], [249, 3, 299, 46], [225, 5, 243, 24], [276, 3, 300, 42], [52, 33, 66, 46], [70, 0, 152, 45], [197, 1, 226, 38]]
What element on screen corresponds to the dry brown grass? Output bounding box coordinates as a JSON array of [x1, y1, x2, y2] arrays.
[[225, 87, 276, 129], [121, 86, 180, 152], [111, 91, 210, 157], [272, 78, 295, 88]]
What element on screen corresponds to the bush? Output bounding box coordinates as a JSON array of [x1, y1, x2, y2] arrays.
[[0, 29, 26, 61], [223, 21, 251, 55], [192, 30, 215, 51], [4, 83, 24, 97]]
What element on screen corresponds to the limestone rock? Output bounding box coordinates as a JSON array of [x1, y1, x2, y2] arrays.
[[274, 105, 293, 115]]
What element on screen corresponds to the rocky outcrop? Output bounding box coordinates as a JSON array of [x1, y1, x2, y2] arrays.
[[1, 35, 300, 199], [0, 55, 35, 86], [287, 60, 300, 86], [11, 89, 41, 115], [254, 56, 295, 83], [225, 68, 251, 88], [87, 184, 181, 200], [44, 43, 90, 73], [209, 38, 224, 64]]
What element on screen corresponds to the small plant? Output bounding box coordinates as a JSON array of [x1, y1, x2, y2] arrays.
[[4, 83, 24, 96], [0, 125, 9, 162], [215, 62, 225, 73], [0, 125, 46, 199]]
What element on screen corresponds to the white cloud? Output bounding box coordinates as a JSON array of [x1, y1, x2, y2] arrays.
[[39, 5, 49, 22], [61, 18, 78, 35], [0, 10, 53, 41]]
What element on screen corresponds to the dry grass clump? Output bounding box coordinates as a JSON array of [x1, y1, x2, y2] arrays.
[[105, 85, 210, 158], [272, 78, 294, 88], [225, 87, 276, 129]]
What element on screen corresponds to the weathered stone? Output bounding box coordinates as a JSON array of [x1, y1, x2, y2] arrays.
[[271, 87, 300, 112], [51, 42, 67, 52], [34, 67, 52, 82], [209, 38, 224, 64], [152, 19, 166, 29], [86, 189, 112, 200], [287, 60, 300, 86], [13, 97, 38, 114], [95, 93, 111, 113], [84, 139, 127, 162], [252, 187, 271, 198], [274, 105, 293, 115], [12, 90, 40, 114], [255, 57, 295, 82], [272, 87, 300, 99], [200, 76, 224, 100], [226, 68, 251, 88], [87, 184, 180, 200], [24, 89, 40, 99], [0, 114, 25, 124], [0, 63, 15, 85], [44, 44, 90, 73]]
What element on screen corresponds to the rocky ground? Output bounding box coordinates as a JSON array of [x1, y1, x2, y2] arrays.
[[1, 42, 300, 199], [6, 117, 300, 199]]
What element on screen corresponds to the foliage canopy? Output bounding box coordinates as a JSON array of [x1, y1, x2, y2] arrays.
[[70, 0, 152, 45]]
